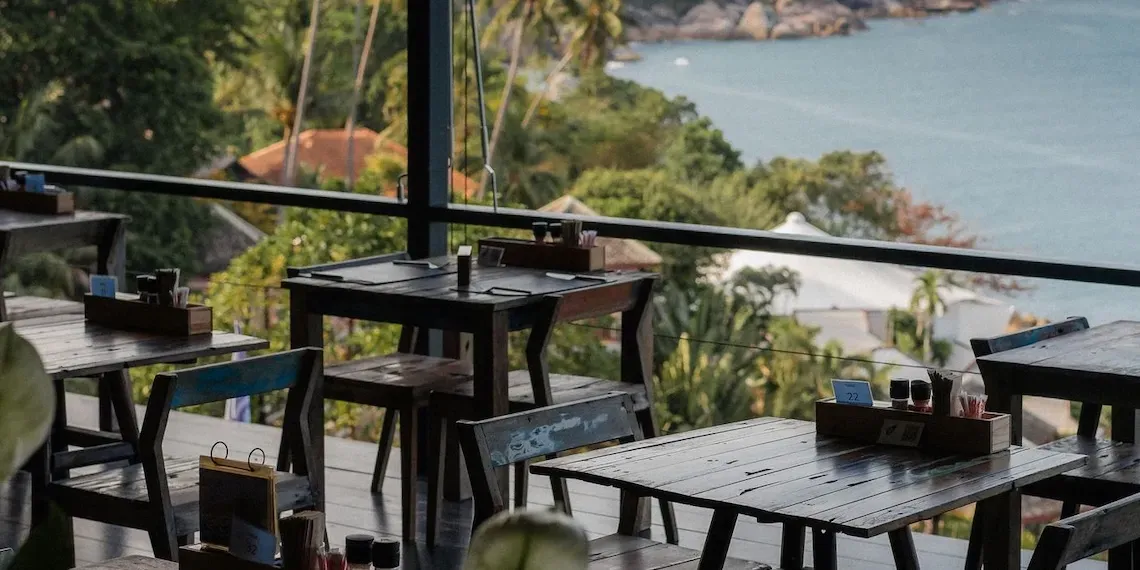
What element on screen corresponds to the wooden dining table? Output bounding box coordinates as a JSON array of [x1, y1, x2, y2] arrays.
[[532, 416, 1086, 570], [282, 254, 660, 501], [16, 314, 268, 526]]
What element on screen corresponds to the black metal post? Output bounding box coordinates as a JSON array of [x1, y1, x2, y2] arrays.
[[407, 0, 452, 477], [406, 0, 451, 261]]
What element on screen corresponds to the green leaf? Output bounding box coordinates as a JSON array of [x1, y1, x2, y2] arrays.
[[464, 509, 588, 570], [0, 323, 53, 483]]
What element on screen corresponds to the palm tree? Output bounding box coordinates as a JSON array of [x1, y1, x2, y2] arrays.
[[652, 283, 768, 431], [909, 270, 949, 363], [283, 0, 324, 187], [477, 0, 561, 198], [344, 0, 382, 190], [520, 0, 624, 128], [0, 83, 104, 166]]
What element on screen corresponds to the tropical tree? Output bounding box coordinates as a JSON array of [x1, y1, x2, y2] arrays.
[[652, 283, 768, 432], [754, 318, 890, 420], [909, 270, 950, 363], [478, 0, 562, 197], [520, 0, 625, 128]]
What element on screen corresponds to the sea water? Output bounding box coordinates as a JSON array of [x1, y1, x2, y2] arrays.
[[611, 0, 1140, 323]]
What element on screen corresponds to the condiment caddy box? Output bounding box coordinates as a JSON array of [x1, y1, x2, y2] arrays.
[[0, 190, 75, 215], [478, 237, 604, 272], [814, 398, 1011, 455], [84, 294, 212, 336], [178, 544, 280, 570]]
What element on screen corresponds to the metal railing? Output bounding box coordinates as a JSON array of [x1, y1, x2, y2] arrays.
[[7, 160, 1140, 288]]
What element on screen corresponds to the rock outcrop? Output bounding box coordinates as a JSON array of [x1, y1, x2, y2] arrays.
[[677, 1, 738, 39], [770, 0, 866, 39], [621, 0, 991, 44], [733, 2, 771, 40]]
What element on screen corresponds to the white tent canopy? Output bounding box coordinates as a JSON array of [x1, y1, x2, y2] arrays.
[[721, 212, 1014, 350]]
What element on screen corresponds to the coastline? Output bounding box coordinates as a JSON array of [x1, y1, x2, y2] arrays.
[[620, 0, 992, 48]]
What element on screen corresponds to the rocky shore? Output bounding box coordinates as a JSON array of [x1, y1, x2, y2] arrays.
[[622, 0, 991, 43]]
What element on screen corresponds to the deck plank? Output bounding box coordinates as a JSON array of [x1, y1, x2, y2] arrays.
[[0, 394, 1107, 570]]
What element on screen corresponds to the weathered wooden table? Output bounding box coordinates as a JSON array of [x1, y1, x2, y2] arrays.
[[17, 314, 268, 524], [282, 255, 659, 504], [976, 319, 1140, 569], [73, 555, 175, 569], [0, 209, 128, 320], [532, 417, 1085, 570]]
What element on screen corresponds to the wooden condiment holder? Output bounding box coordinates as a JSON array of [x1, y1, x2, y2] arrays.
[[0, 190, 75, 214], [815, 398, 1010, 455], [478, 236, 604, 272], [84, 294, 212, 336], [178, 544, 280, 570]]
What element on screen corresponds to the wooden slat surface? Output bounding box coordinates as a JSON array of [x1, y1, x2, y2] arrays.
[[11, 316, 268, 379], [975, 321, 1140, 373], [1, 394, 1108, 570], [532, 419, 1086, 538], [75, 556, 177, 570], [282, 255, 655, 311], [4, 295, 83, 321]]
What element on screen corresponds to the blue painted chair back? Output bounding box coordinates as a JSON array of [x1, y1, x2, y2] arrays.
[[160, 349, 317, 408], [456, 393, 639, 516]]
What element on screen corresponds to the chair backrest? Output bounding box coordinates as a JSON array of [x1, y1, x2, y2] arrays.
[[1027, 491, 1140, 570], [136, 348, 323, 541], [971, 317, 1095, 437], [456, 393, 639, 515], [286, 251, 409, 278], [970, 316, 1089, 358]]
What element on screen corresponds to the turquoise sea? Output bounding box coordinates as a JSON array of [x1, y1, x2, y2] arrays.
[[610, 0, 1140, 324]]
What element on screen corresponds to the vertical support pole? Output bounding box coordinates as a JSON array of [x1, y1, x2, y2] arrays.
[[406, 0, 451, 266], [407, 0, 453, 485]]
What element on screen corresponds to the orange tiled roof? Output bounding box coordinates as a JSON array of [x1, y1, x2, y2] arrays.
[[237, 128, 477, 197]]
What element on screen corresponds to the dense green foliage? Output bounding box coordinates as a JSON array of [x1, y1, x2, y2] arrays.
[[2, 0, 978, 438]]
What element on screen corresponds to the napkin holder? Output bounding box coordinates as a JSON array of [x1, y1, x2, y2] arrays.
[[84, 294, 213, 336], [478, 237, 604, 272], [815, 398, 1010, 455]]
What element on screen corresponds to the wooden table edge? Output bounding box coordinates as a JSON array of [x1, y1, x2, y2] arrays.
[[533, 449, 1088, 539]]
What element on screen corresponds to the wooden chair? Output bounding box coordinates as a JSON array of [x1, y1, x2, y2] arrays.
[[448, 393, 768, 570], [290, 252, 474, 541], [49, 348, 323, 564], [965, 317, 1096, 569], [1026, 489, 1140, 570], [426, 293, 678, 546]]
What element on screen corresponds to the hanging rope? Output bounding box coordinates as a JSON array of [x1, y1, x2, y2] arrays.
[[466, 0, 498, 213]]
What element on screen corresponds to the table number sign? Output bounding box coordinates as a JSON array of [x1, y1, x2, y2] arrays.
[[831, 379, 874, 406], [878, 419, 925, 447], [89, 275, 118, 298]]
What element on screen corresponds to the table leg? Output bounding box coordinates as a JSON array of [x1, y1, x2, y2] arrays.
[[888, 528, 920, 570], [103, 370, 140, 458], [985, 376, 1023, 446], [50, 382, 69, 480], [621, 280, 658, 537], [780, 523, 805, 570], [697, 508, 738, 570], [811, 528, 838, 570], [289, 292, 324, 511], [472, 311, 509, 526], [1108, 542, 1134, 570], [1111, 406, 1138, 443], [979, 491, 1020, 570]]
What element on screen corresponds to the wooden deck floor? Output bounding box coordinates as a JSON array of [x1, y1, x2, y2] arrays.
[[1, 394, 1105, 569]]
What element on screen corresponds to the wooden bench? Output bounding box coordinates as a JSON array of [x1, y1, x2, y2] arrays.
[[49, 348, 323, 564], [449, 393, 768, 570]]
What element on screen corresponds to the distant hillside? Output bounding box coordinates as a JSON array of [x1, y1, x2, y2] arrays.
[[621, 0, 991, 43]]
